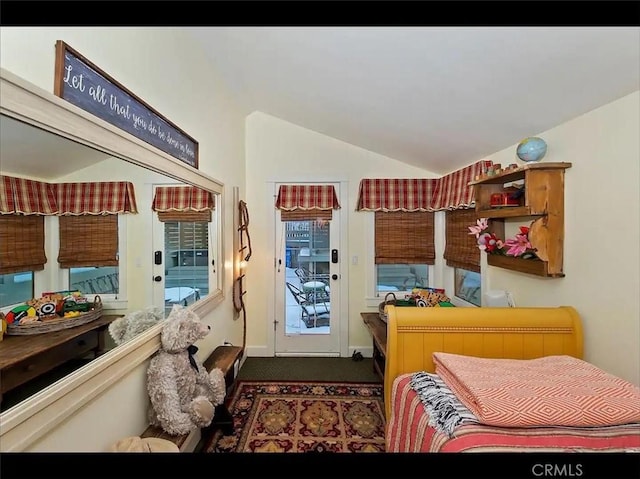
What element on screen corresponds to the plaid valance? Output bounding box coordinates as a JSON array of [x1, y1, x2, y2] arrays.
[[152, 186, 215, 212], [431, 160, 492, 211], [1, 175, 138, 216], [356, 178, 438, 212], [57, 181, 138, 215], [0, 175, 58, 215], [356, 160, 492, 212], [275, 185, 340, 211]]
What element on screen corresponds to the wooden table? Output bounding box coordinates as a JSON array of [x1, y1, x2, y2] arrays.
[[0, 314, 120, 404], [361, 312, 387, 381]]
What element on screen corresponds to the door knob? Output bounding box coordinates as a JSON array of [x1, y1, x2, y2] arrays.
[[331, 274, 338, 280], [153, 275, 162, 282]]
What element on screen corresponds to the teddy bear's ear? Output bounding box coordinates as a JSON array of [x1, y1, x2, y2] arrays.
[[108, 317, 128, 345]]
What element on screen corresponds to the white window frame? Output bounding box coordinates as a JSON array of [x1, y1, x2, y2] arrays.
[[451, 267, 482, 307], [364, 210, 487, 308], [438, 210, 487, 308], [364, 212, 435, 308], [52, 215, 128, 310]]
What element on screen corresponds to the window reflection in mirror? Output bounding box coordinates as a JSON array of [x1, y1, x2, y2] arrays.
[[69, 266, 119, 295], [0, 114, 221, 413], [0, 272, 34, 308], [163, 220, 208, 315]]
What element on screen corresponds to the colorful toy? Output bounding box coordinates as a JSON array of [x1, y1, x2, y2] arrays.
[[5, 304, 38, 324]]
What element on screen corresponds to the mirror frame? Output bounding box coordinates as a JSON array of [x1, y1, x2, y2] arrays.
[[0, 67, 225, 451]]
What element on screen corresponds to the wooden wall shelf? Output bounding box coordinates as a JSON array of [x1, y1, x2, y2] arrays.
[[468, 162, 571, 187], [486, 254, 564, 278], [474, 206, 541, 219], [471, 162, 571, 277]]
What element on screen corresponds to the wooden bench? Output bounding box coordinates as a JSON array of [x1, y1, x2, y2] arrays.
[[141, 345, 243, 451]]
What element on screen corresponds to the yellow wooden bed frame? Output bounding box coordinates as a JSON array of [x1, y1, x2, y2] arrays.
[[383, 305, 584, 418]]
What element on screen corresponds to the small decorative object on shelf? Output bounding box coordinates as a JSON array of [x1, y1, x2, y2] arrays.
[[469, 219, 537, 259], [489, 185, 523, 208], [516, 137, 547, 163]]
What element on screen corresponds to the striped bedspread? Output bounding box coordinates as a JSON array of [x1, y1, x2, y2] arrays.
[[385, 374, 640, 452], [432, 353, 640, 428]]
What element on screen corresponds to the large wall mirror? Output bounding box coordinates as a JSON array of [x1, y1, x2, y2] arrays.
[[0, 67, 225, 433]]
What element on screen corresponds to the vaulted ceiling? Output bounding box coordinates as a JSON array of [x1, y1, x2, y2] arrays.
[[2, 27, 638, 180], [187, 27, 640, 174]]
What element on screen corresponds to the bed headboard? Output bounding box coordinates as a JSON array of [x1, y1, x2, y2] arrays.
[[383, 305, 584, 418]]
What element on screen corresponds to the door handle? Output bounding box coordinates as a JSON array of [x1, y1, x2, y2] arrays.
[[153, 275, 162, 282], [331, 274, 338, 280]]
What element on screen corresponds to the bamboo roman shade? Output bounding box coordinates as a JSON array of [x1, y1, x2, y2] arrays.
[[0, 215, 46, 274], [58, 214, 119, 268], [275, 185, 340, 221], [375, 211, 435, 265], [152, 186, 215, 222], [280, 209, 332, 222], [444, 208, 481, 273], [55, 181, 136, 269], [356, 180, 436, 265]]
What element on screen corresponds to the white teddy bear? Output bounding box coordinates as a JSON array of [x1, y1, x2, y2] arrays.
[[146, 305, 226, 436], [108, 307, 164, 346]]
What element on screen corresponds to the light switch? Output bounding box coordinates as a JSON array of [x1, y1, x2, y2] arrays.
[[352, 255, 358, 265]]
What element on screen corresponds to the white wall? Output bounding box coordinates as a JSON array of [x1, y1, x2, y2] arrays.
[[0, 27, 246, 450], [483, 91, 640, 385], [244, 112, 439, 356]]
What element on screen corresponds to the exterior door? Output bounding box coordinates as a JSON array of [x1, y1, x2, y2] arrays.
[[152, 186, 211, 316], [274, 183, 341, 355]]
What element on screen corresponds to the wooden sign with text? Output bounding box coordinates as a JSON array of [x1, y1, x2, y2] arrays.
[[54, 41, 199, 169]]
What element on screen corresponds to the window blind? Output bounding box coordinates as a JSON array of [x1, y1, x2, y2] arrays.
[[444, 208, 481, 273]]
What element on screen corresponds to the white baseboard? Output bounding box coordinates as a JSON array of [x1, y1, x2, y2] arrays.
[[245, 345, 271, 357]]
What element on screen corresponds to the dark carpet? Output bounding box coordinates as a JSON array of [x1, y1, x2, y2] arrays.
[[236, 356, 382, 383]]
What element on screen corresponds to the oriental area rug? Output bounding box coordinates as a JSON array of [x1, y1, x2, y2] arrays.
[[204, 381, 386, 453]]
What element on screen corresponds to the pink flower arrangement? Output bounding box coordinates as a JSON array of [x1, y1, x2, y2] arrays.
[[502, 226, 532, 257], [468, 220, 536, 258], [477, 231, 503, 253], [468, 218, 489, 237]]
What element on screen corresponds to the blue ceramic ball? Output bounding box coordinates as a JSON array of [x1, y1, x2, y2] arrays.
[[516, 137, 547, 162]]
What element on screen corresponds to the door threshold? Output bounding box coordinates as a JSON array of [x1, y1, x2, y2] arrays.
[[274, 352, 341, 357]]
